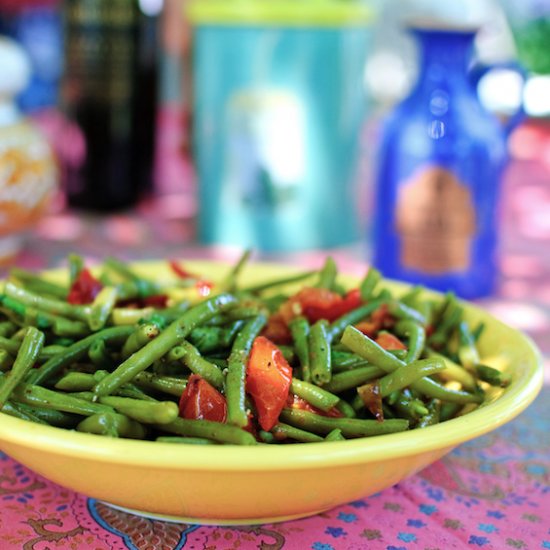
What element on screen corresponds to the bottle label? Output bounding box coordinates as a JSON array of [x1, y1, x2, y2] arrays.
[[396, 165, 476, 274]]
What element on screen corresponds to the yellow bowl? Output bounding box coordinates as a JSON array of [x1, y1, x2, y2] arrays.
[[0, 260, 543, 525]]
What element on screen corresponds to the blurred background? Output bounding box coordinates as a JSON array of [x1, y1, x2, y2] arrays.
[[0, 0, 549, 308]]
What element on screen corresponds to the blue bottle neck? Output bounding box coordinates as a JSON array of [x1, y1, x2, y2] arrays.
[[411, 27, 477, 91]]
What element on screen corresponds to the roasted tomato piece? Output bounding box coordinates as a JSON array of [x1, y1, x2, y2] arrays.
[[286, 394, 343, 418], [375, 332, 407, 350], [278, 287, 362, 325], [354, 304, 394, 337], [67, 268, 103, 305], [178, 374, 227, 423], [262, 312, 292, 345], [246, 336, 293, 431], [170, 260, 213, 297]]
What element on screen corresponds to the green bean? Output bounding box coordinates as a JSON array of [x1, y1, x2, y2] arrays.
[[389, 349, 408, 361], [55, 371, 161, 401], [163, 345, 186, 364], [278, 345, 295, 363], [153, 301, 191, 324], [384, 391, 429, 421], [220, 249, 252, 292], [394, 320, 426, 363], [387, 299, 428, 326], [332, 359, 372, 373], [0, 295, 89, 336], [309, 320, 331, 386], [328, 299, 385, 343], [206, 357, 228, 369], [67, 253, 84, 284], [111, 307, 154, 326], [29, 326, 134, 385], [121, 323, 161, 358], [88, 286, 118, 331], [154, 417, 257, 445], [471, 322, 485, 343], [359, 267, 381, 300], [55, 372, 97, 392], [258, 430, 276, 443], [370, 357, 446, 398], [240, 270, 315, 294], [325, 428, 346, 441], [156, 436, 218, 445], [0, 321, 17, 337], [187, 321, 245, 354], [50, 337, 74, 346], [10, 327, 26, 341], [133, 372, 187, 397], [178, 341, 224, 389], [206, 306, 264, 326], [77, 412, 147, 438], [93, 294, 238, 398], [417, 399, 441, 428], [475, 364, 511, 388], [457, 321, 480, 370], [331, 349, 364, 368], [115, 384, 158, 401], [271, 422, 324, 443], [10, 268, 67, 299], [280, 408, 409, 438], [425, 348, 478, 392], [4, 280, 90, 322], [15, 403, 81, 428], [341, 326, 483, 404], [226, 314, 267, 428], [11, 383, 114, 416], [1, 401, 47, 423], [429, 294, 463, 347], [399, 285, 424, 307], [403, 396, 432, 418], [0, 336, 72, 363], [103, 257, 159, 297], [88, 339, 113, 369], [315, 256, 338, 290], [0, 327, 44, 409], [0, 349, 13, 371], [290, 378, 340, 412], [289, 317, 310, 382], [95, 395, 179, 425], [322, 365, 385, 394], [439, 401, 463, 422], [334, 399, 357, 418]]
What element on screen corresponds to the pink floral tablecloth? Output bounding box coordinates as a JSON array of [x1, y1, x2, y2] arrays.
[[1, 129, 550, 549]]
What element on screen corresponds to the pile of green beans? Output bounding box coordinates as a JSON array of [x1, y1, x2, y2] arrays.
[[0, 254, 510, 446]]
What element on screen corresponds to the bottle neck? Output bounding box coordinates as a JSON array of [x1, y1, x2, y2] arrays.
[[412, 27, 476, 89]]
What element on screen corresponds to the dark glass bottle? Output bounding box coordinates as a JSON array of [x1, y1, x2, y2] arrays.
[[62, 0, 158, 211], [372, 25, 509, 299]]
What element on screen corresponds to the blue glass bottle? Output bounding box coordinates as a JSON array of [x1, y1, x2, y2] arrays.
[[372, 25, 509, 299]]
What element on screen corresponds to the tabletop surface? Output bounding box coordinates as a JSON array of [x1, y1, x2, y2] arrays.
[[1, 129, 549, 549]]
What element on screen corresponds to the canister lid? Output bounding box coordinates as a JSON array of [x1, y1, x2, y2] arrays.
[[186, 0, 374, 27]]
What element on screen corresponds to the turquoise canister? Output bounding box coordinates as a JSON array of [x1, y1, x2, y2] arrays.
[[187, 1, 374, 252]]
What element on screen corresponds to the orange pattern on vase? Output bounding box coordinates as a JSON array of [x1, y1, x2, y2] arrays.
[[0, 123, 57, 240], [396, 165, 476, 274]]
